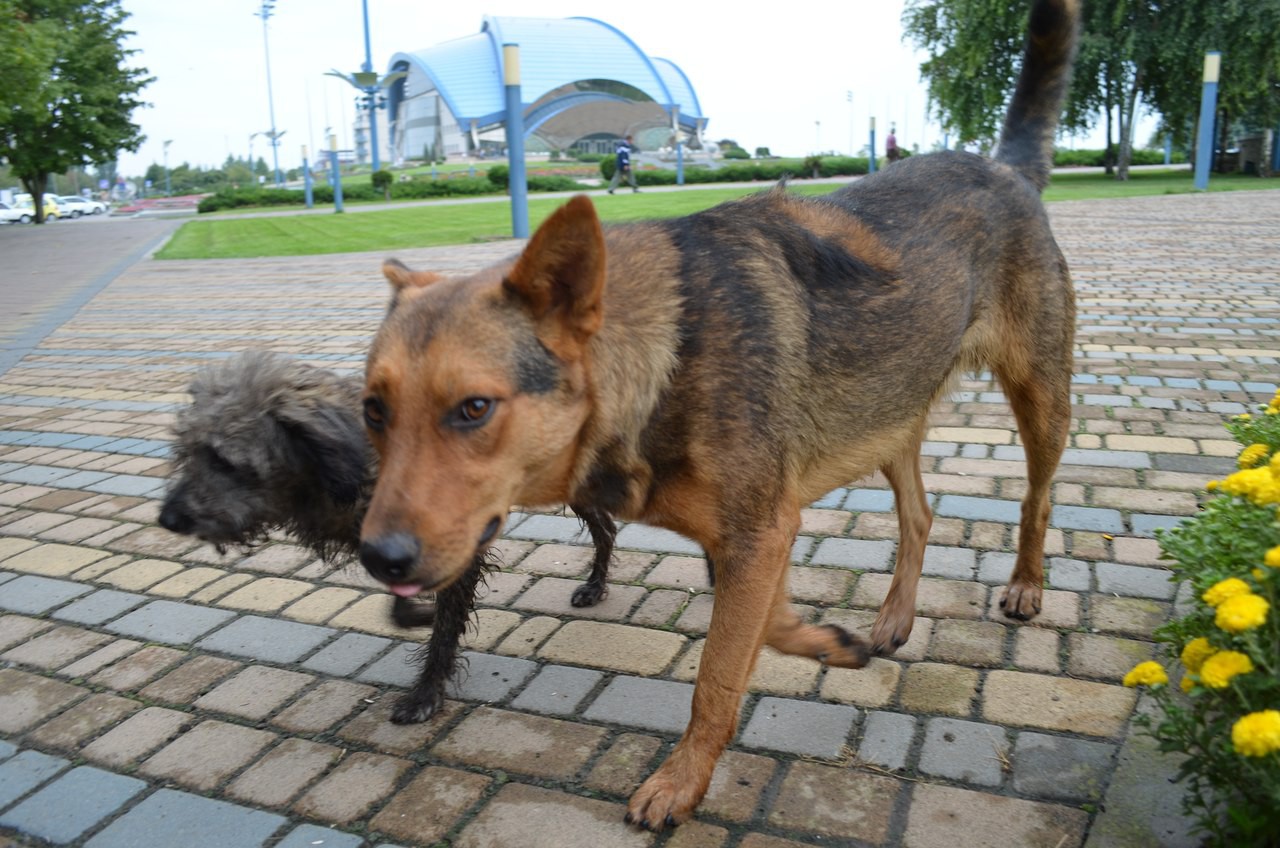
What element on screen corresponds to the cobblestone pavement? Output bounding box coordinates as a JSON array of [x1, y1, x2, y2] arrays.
[[1, 189, 1277, 847]]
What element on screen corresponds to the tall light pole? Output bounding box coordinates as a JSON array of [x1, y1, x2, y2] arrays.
[[256, 1, 283, 187], [326, 0, 404, 172], [248, 132, 261, 183], [163, 140, 172, 196]]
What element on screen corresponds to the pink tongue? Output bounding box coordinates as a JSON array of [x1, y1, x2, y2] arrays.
[[389, 583, 424, 598]]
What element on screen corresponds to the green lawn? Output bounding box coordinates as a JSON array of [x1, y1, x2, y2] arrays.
[[156, 170, 1277, 260]]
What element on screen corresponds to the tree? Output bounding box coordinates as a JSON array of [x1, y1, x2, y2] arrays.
[[0, 0, 152, 221]]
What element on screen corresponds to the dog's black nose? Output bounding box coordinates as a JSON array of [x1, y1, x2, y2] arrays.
[[159, 501, 194, 534], [360, 532, 421, 583]]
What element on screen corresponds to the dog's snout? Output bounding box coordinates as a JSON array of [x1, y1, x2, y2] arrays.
[[159, 500, 194, 534], [360, 532, 421, 583]]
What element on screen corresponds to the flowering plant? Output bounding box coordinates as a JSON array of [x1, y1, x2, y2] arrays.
[[1126, 390, 1280, 846]]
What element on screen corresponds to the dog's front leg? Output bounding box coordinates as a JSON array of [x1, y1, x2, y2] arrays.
[[391, 555, 486, 724], [625, 517, 794, 830]]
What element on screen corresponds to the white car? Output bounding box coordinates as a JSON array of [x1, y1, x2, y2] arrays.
[[56, 195, 108, 217], [0, 201, 33, 224]]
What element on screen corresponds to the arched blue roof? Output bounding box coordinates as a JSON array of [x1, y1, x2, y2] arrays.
[[387, 16, 705, 131]]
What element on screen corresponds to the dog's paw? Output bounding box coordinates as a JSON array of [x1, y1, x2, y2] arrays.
[[570, 581, 608, 608], [390, 690, 443, 724], [869, 613, 914, 657], [815, 624, 871, 668], [391, 595, 436, 628], [999, 581, 1043, 621], [624, 770, 703, 831]]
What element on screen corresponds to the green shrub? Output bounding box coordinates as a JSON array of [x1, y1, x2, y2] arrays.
[[487, 164, 509, 188], [575, 152, 604, 163], [599, 155, 617, 181], [723, 147, 751, 160], [371, 169, 393, 201], [1126, 389, 1280, 846], [755, 147, 772, 158]]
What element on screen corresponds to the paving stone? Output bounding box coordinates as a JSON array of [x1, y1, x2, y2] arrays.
[[1013, 732, 1115, 802], [225, 738, 343, 808], [1051, 504, 1125, 533], [273, 825, 364, 848], [0, 543, 108, 577], [140, 719, 276, 790], [25, 692, 142, 751], [511, 664, 604, 715], [787, 565, 853, 604], [147, 566, 231, 598], [446, 651, 539, 703], [0, 749, 69, 809], [584, 675, 695, 735], [1067, 632, 1156, 682], [809, 538, 895, 571], [983, 670, 1137, 737], [646, 555, 712, 590], [1095, 562, 1177, 600], [292, 751, 412, 825], [0, 614, 53, 651], [740, 697, 857, 759], [96, 558, 183, 591], [217, 577, 314, 612], [0, 765, 146, 844], [435, 706, 607, 779], [918, 717, 1008, 786], [1013, 627, 1061, 673], [281, 585, 363, 623], [194, 665, 314, 720], [926, 619, 1007, 667], [903, 783, 1087, 848], [0, 574, 91, 614], [301, 631, 392, 676], [50, 588, 148, 625], [454, 783, 652, 848], [105, 599, 236, 644], [664, 821, 729, 848], [1088, 595, 1169, 638], [538, 620, 685, 675], [88, 644, 185, 690], [271, 679, 377, 733], [1, 624, 112, 669], [698, 749, 778, 822], [987, 588, 1081, 629], [326, 593, 420, 638], [337, 697, 466, 755], [369, 766, 493, 844], [196, 614, 335, 663], [899, 663, 979, 717], [495, 615, 564, 655], [355, 641, 421, 687], [857, 710, 917, 771], [513, 576, 647, 620], [583, 733, 664, 796], [0, 668, 85, 733], [767, 761, 901, 843], [818, 656, 902, 709], [853, 573, 988, 620], [83, 788, 286, 848], [672, 642, 819, 697], [138, 655, 242, 704], [1047, 557, 1092, 591], [233, 544, 313, 575], [80, 706, 195, 768]]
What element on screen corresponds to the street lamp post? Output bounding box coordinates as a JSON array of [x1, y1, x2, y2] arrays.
[[163, 140, 172, 196], [1193, 51, 1221, 191], [256, 1, 283, 187], [868, 117, 877, 174], [503, 43, 529, 239]]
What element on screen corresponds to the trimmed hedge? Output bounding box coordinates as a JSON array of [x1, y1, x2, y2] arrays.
[[1051, 147, 1188, 167]]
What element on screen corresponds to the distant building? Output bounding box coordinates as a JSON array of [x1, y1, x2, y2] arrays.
[[383, 16, 707, 162]]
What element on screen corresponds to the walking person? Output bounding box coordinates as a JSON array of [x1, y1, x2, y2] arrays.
[[607, 134, 639, 193], [886, 125, 901, 163]]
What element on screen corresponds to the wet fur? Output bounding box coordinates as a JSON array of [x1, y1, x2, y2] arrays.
[[361, 0, 1079, 829]]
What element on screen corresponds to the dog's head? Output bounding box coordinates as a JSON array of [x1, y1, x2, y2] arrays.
[[160, 352, 369, 549], [360, 195, 606, 594]]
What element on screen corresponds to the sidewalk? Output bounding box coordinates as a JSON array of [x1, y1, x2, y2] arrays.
[[0, 190, 1276, 847]]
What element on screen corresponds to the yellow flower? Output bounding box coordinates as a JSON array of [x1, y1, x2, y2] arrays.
[[1219, 467, 1280, 506], [1179, 676, 1196, 693], [1234, 413, 1252, 421], [1232, 711, 1280, 757], [1266, 545, 1280, 569], [1122, 661, 1168, 688], [1179, 637, 1216, 673], [1199, 650, 1254, 688], [1202, 577, 1252, 608], [1238, 443, 1270, 469], [1205, 480, 1219, 492], [1216, 593, 1270, 633]]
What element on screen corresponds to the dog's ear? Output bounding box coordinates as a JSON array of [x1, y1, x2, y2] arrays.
[[503, 195, 606, 357], [383, 258, 441, 315], [278, 405, 367, 506]]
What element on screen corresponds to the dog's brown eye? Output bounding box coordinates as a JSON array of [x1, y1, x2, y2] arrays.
[[452, 397, 495, 429], [363, 397, 387, 431]]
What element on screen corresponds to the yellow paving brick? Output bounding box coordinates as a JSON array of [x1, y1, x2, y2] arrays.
[[281, 587, 363, 624], [495, 616, 562, 657], [148, 567, 230, 599], [328, 594, 422, 638], [216, 578, 314, 612], [0, 543, 109, 576], [1104, 435, 1197, 454], [1199, 439, 1241, 458], [462, 609, 523, 651], [539, 620, 685, 676], [96, 559, 184, 591], [926, 427, 1014, 445], [820, 658, 902, 708], [188, 573, 256, 604], [674, 642, 820, 697], [71, 555, 132, 581], [0, 538, 38, 563]]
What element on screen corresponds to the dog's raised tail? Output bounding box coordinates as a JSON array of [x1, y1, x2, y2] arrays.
[[996, 0, 1081, 191]]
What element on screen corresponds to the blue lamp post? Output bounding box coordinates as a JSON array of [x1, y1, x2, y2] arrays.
[[163, 140, 172, 196], [868, 117, 877, 174], [1193, 51, 1221, 191], [503, 43, 529, 239], [255, 1, 284, 187]]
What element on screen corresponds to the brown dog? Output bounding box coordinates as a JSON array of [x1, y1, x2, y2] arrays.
[[359, 0, 1078, 829]]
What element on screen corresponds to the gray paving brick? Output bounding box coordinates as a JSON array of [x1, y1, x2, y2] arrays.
[[0, 571, 14, 586], [1012, 731, 1115, 802], [106, 600, 236, 645], [614, 523, 702, 556], [54, 470, 115, 489], [1047, 557, 1092, 591], [934, 495, 1022, 523], [809, 538, 895, 571], [790, 535, 813, 564], [196, 615, 335, 664], [918, 718, 1008, 787], [959, 443, 990, 458], [920, 441, 958, 457], [505, 514, 593, 544], [52, 589, 149, 626], [301, 631, 393, 676], [842, 488, 895, 512], [1131, 513, 1188, 538], [741, 697, 858, 759], [0, 465, 77, 486], [1151, 454, 1232, 475], [447, 652, 538, 703], [275, 824, 364, 848], [356, 642, 420, 687], [1051, 505, 1125, 533], [1095, 562, 1177, 600], [922, 546, 976, 580], [84, 788, 286, 848], [0, 575, 91, 614], [976, 552, 1016, 584], [1000, 446, 1151, 469], [511, 665, 604, 716], [811, 488, 848, 509], [0, 749, 69, 809], [83, 474, 167, 498], [0, 740, 15, 762], [583, 675, 694, 735], [0, 765, 146, 843], [857, 711, 916, 771]]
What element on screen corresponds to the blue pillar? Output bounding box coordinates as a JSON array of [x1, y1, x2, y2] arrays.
[[329, 134, 344, 213], [503, 43, 529, 239], [1164, 135, 1172, 166], [674, 105, 684, 186], [361, 0, 380, 173], [943, 132, 949, 152], [1272, 123, 1280, 174], [868, 118, 877, 174], [1194, 51, 1220, 191], [302, 146, 313, 209]]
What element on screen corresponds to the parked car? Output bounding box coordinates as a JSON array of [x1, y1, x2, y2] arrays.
[[57, 195, 108, 217], [0, 201, 32, 224], [13, 194, 61, 221]]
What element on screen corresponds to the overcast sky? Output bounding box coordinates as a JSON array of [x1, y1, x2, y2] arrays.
[[116, 0, 1133, 176]]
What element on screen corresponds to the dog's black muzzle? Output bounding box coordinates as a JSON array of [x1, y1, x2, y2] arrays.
[[360, 532, 421, 583]]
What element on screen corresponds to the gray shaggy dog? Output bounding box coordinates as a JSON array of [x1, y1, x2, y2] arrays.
[[160, 351, 617, 722]]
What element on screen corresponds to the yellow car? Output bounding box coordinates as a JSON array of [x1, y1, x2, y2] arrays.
[[13, 194, 60, 221]]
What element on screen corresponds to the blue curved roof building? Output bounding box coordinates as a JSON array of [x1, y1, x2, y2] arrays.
[[385, 16, 707, 160]]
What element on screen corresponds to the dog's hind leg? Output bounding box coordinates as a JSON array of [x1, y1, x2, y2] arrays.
[[869, 444, 932, 655], [570, 504, 617, 607], [390, 555, 487, 724]]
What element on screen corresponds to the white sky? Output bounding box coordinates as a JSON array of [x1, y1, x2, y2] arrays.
[[116, 0, 1139, 176]]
